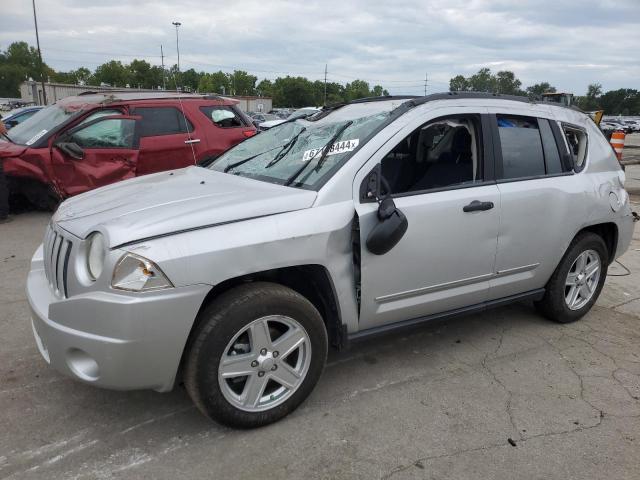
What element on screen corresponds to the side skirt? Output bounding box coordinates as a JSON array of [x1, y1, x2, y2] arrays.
[[347, 288, 545, 344]]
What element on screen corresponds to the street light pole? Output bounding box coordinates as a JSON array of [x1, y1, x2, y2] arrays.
[[32, 0, 47, 105], [172, 22, 181, 72]]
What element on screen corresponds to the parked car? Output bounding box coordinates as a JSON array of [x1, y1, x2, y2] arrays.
[[622, 120, 640, 133], [27, 93, 635, 428], [1, 92, 255, 209], [248, 112, 280, 128], [1, 106, 44, 129], [259, 107, 321, 129]]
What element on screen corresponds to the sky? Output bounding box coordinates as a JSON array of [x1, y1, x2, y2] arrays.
[[1, 0, 640, 95]]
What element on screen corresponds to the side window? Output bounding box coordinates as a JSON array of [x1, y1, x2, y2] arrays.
[[200, 106, 245, 128], [78, 109, 123, 126], [496, 115, 545, 179], [135, 107, 193, 137], [562, 125, 588, 172], [380, 115, 482, 195], [70, 118, 136, 148]]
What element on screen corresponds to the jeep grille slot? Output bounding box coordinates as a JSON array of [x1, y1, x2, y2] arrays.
[[43, 225, 72, 298]]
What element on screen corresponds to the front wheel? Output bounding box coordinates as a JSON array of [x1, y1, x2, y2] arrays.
[[184, 282, 328, 428], [535, 232, 608, 323]]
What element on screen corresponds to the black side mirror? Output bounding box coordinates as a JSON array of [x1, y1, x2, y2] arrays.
[[55, 140, 85, 160], [363, 167, 408, 255], [4, 120, 18, 129]]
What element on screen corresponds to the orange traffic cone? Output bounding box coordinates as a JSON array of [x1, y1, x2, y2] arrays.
[[610, 131, 625, 161]]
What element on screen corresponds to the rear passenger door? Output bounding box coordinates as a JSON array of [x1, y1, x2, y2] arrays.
[[198, 105, 255, 158], [132, 106, 196, 175], [488, 110, 587, 300]]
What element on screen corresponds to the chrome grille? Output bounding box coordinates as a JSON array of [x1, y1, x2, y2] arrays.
[[43, 224, 72, 298]]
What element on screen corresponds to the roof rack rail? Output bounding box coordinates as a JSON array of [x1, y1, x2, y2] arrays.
[[349, 95, 419, 104]]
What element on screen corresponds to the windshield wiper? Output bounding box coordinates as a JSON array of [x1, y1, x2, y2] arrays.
[[284, 120, 353, 187], [0, 131, 11, 142], [223, 145, 283, 173], [265, 127, 306, 168]]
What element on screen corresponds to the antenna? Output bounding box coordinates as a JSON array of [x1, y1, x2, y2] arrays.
[[424, 72, 428, 96]]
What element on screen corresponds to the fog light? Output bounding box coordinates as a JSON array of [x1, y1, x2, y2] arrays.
[[66, 348, 99, 381]]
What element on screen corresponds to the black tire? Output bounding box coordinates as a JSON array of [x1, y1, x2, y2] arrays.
[[184, 282, 328, 428], [535, 232, 608, 323]]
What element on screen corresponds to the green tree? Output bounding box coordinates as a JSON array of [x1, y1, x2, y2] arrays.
[[92, 60, 129, 87], [495, 70, 524, 95], [0, 41, 53, 96], [198, 71, 230, 94], [228, 70, 257, 96], [344, 79, 371, 101], [576, 83, 603, 111], [449, 74, 470, 92], [598, 89, 639, 115], [526, 82, 556, 99], [256, 79, 273, 98]]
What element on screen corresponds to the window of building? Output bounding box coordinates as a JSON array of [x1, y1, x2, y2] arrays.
[[380, 115, 482, 195]]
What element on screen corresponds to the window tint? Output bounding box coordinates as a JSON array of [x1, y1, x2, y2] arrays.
[[563, 125, 587, 171], [381, 115, 482, 194], [70, 118, 136, 148], [497, 115, 545, 179], [538, 119, 563, 174], [135, 107, 192, 137], [200, 106, 245, 128]]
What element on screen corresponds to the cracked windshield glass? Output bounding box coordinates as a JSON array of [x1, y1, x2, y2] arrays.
[[209, 111, 391, 189]]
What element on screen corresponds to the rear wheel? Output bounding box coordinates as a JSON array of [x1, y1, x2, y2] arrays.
[[535, 232, 608, 323], [184, 282, 327, 428]]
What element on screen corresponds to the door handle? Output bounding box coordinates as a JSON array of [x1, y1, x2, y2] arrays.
[[184, 139, 201, 144], [463, 200, 494, 212]]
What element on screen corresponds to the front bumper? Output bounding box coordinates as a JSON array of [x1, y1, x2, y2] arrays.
[[26, 245, 211, 392]]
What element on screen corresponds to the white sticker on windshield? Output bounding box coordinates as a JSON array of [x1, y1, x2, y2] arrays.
[[302, 138, 359, 162], [25, 129, 48, 146]]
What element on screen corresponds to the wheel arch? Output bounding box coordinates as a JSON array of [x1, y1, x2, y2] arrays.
[[578, 222, 618, 265], [177, 264, 345, 383]]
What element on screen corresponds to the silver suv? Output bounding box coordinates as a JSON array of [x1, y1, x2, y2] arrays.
[[27, 93, 635, 428]]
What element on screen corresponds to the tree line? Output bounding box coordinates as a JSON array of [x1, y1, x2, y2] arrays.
[[1, 42, 637, 113], [0, 41, 388, 107], [449, 67, 640, 115]]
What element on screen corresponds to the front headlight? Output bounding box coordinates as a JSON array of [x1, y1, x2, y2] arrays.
[[87, 232, 106, 280], [111, 253, 173, 292]]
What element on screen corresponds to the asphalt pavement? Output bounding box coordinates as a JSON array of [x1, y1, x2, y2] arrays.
[[1, 199, 639, 479]]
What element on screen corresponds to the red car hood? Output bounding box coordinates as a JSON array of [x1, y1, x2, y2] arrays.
[[0, 141, 28, 158]]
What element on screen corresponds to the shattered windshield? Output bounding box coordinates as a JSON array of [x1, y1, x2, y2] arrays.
[[210, 111, 391, 189], [8, 105, 78, 146]]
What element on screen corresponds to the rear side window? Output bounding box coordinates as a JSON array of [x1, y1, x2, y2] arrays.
[[497, 115, 545, 179], [200, 106, 245, 128], [135, 107, 193, 137], [562, 125, 588, 172]]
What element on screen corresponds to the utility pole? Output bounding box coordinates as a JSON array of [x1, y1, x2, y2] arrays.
[[32, 0, 47, 105], [424, 72, 428, 96], [160, 44, 166, 90], [324, 63, 328, 106]]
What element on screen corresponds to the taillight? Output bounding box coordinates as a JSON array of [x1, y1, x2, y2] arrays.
[[243, 129, 257, 138]]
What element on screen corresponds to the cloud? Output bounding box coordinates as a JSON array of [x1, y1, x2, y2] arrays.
[[1, 0, 639, 94]]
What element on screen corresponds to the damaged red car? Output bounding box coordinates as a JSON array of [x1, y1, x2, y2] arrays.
[[0, 92, 256, 209]]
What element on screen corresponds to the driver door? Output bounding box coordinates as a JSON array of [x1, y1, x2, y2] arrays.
[[354, 108, 501, 330], [50, 115, 140, 197]]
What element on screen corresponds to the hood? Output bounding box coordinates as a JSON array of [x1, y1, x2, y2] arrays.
[[0, 141, 27, 158], [54, 166, 317, 247]]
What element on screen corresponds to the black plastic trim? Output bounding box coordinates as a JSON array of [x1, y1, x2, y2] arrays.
[[348, 289, 545, 342]]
